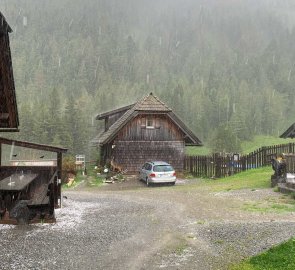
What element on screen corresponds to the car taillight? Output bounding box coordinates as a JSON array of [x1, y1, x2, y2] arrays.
[[150, 173, 156, 177], [173, 172, 176, 176]]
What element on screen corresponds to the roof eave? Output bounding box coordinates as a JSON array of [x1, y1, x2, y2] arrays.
[[0, 13, 13, 33], [0, 137, 68, 153], [96, 104, 135, 120], [167, 112, 203, 146], [135, 110, 172, 113], [280, 123, 295, 138], [185, 142, 203, 146], [0, 128, 19, 132]]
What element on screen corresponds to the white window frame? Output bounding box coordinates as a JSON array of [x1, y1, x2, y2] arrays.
[[146, 117, 155, 129]]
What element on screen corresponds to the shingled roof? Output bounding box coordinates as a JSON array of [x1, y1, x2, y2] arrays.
[[133, 92, 172, 112], [92, 93, 202, 146], [0, 12, 19, 131]]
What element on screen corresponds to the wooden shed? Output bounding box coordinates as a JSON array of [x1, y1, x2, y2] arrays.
[[0, 12, 19, 132], [92, 93, 202, 172], [0, 13, 67, 224]]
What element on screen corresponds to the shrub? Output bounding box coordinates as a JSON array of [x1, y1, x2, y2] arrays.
[[62, 156, 76, 182]]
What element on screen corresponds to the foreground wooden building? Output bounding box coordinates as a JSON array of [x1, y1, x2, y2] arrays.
[[0, 12, 19, 131], [0, 13, 67, 224], [93, 93, 202, 172]]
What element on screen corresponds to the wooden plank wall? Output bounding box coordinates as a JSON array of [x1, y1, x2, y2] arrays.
[[184, 142, 295, 178], [113, 140, 185, 172], [116, 114, 184, 141], [0, 30, 17, 129]]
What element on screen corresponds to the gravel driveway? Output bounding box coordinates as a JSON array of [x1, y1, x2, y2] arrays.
[[1, 178, 295, 270]]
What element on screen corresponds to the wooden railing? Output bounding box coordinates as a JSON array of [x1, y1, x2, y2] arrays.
[[184, 142, 295, 178]]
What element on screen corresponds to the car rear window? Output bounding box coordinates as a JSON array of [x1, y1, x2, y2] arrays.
[[153, 165, 174, 172]]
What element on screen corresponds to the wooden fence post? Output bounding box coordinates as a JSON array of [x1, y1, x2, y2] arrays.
[[262, 146, 266, 166], [289, 143, 293, 153], [215, 155, 221, 178]]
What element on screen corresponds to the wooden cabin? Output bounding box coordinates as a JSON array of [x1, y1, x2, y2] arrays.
[[93, 93, 202, 172], [0, 12, 19, 132]]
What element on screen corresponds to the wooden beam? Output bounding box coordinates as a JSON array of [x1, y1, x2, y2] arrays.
[[56, 152, 62, 208], [0, 143, 2, 167], [0, 137, 67, 153], [0, 128, 19, 132]]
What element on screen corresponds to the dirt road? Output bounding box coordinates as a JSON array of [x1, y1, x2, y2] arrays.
[[1, 178, 295, 270]]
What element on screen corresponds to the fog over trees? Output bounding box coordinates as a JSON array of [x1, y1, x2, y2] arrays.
[[1, 0, 295, 154]]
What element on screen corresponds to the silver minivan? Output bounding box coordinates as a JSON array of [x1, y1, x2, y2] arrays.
[[139, 161, 176, 186]]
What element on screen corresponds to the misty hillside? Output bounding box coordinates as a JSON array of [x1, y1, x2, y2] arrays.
[[1, 0, 295, 154]]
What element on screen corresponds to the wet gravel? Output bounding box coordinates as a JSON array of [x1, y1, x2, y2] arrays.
[[152, 220, 295, 270], [0, 193, 158, 270], [1, 182, 295, 270]]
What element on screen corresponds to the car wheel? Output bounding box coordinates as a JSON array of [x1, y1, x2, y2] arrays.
[[146, 178, 149, 186]]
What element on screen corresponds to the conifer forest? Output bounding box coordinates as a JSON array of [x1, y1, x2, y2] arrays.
[[1, 0, 295, 155]]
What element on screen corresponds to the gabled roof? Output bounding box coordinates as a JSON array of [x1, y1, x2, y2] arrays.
[[0, 12, 19, 132], [280, 123, 295, 139], [133, 92, 172, 112], [92, 93, 202, 146]]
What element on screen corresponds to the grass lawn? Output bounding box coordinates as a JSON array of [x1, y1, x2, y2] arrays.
[[241, 135, 294, 154], [185, 145, 210, 156], [186, 135, 294, 156], [230, 238, 295, 270], [201, 166, 272, 192], [85, 165, 104, 187]]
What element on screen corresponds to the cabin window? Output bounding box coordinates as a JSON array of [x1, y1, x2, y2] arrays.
[[146, 117, 154, 129]]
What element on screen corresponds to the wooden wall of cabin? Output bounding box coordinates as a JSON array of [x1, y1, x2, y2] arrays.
[[100, 143, 113, 166], [112, 141, 185, 172], [116, 114, 185, 141]]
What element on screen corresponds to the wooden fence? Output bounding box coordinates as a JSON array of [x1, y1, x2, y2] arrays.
[[184, 142, 295, 178]]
